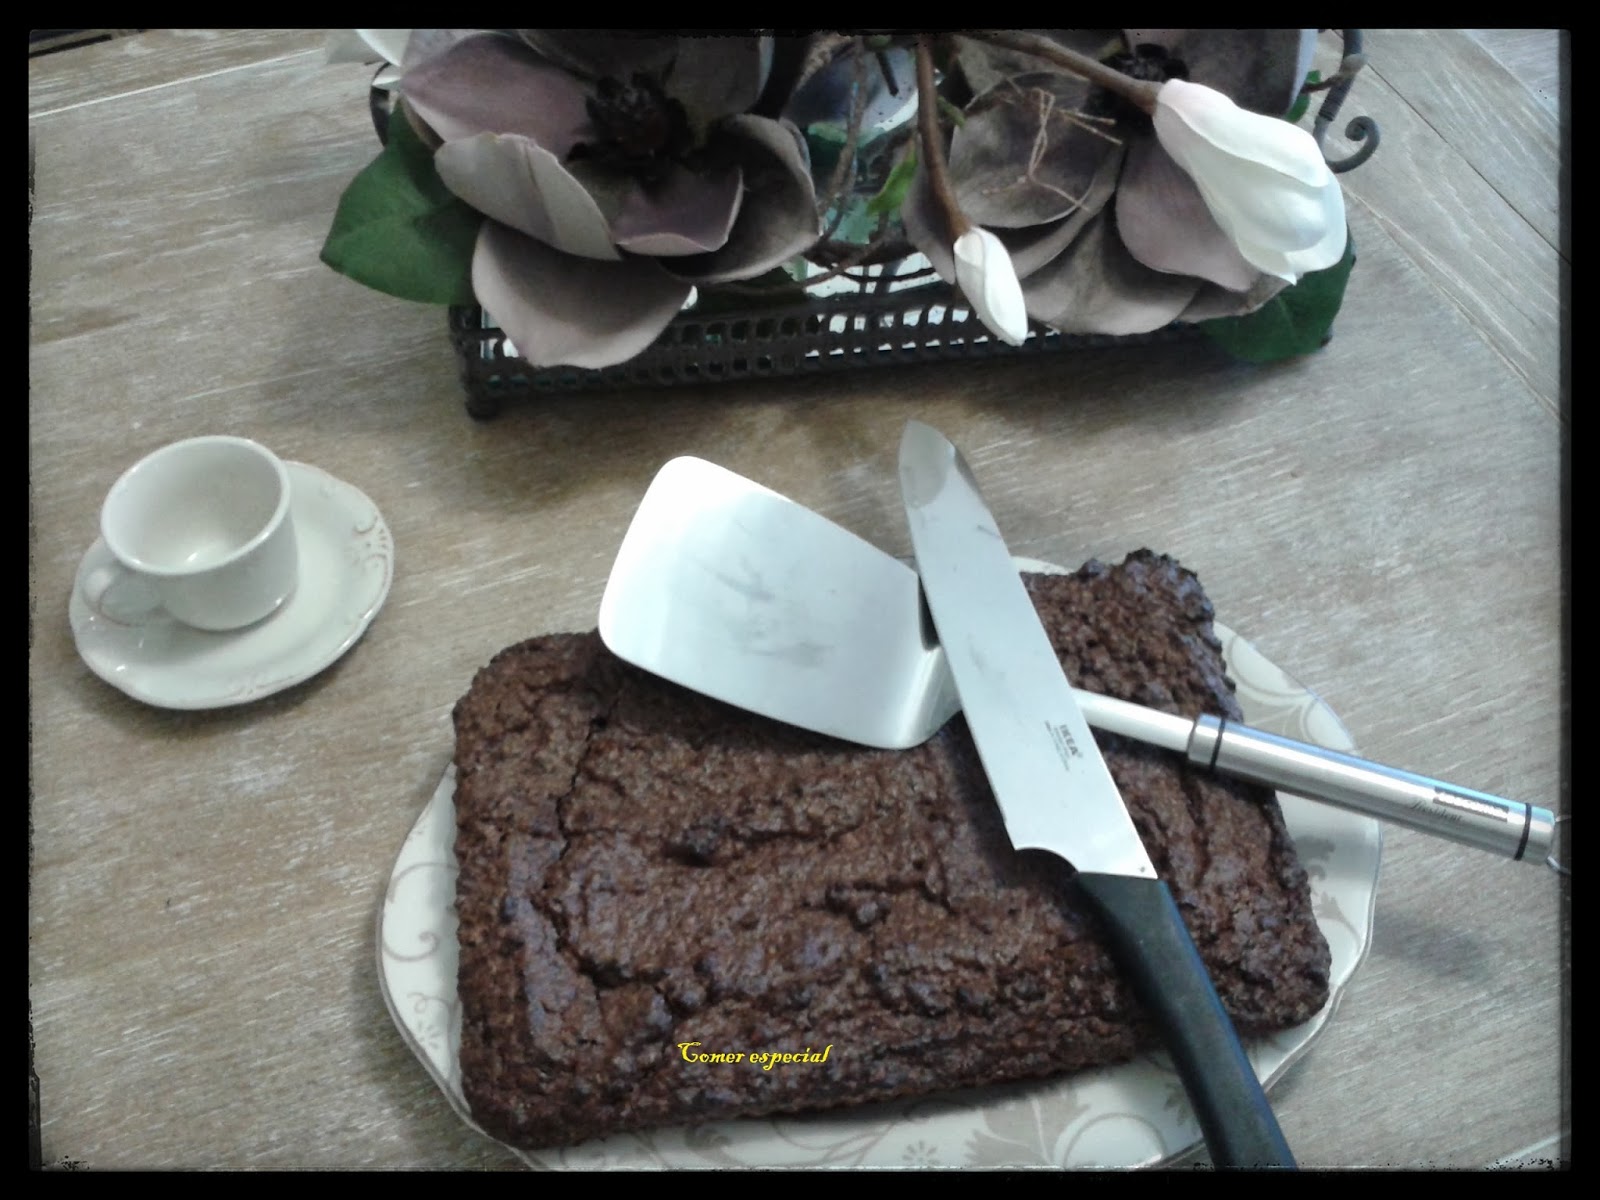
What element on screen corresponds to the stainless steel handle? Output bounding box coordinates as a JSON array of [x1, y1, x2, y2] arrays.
[[1185, 715, 1555, 862]]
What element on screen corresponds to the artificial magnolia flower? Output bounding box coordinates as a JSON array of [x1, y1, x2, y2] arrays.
[[325, 29, 411, 88], [953, 227, 1029, 345], [394, 31, 820, 368], [1152, 78, 1346, 283], [904, 30, 1328, 336]]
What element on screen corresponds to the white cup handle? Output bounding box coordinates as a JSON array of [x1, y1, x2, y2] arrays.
[[82, 561, 163, 625]]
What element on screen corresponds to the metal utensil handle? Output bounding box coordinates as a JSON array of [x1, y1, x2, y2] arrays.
[[1187, 716, 1555, 862]]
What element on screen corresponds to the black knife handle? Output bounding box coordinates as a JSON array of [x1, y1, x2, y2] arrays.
[[1074, 871, 1297, 1169]]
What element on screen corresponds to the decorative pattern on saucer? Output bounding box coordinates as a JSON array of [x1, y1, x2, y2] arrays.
[[69, 461, 394, 710], [377, 616, 1382, 1169]]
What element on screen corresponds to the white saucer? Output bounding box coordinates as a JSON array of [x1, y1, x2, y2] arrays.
[[69, 461, 394, 710]]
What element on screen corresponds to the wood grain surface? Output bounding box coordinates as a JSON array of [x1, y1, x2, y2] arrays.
[[29, 30, 1568, 1170]]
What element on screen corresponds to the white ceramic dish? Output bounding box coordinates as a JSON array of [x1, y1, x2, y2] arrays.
[[69, 461, 393, 709], [379, 615, 1381, 1169]]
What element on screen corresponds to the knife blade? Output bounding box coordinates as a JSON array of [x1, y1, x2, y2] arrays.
[[899, 420, 1297, 1169]]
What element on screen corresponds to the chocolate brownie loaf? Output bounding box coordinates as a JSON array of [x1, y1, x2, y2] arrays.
[[451, 550, 1331, 1152]]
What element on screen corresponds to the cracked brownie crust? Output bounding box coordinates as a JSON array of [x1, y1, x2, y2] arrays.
[[451, 551, 1331, 1152]]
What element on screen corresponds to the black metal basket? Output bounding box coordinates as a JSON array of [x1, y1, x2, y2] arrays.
[[446, 284, 1206, 418]]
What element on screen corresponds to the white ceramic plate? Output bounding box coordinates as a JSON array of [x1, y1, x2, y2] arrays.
[[379, 614, 1381, 1169], [69, 462, 393, 709]]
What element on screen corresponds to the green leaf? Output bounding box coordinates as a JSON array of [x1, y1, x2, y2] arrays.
[[866, 146, 918, 218], [320, 105, 482, 305], [1196, 232, 1356, 364], [1286, 71, 1321, 123], [827, 191, 883, 245]]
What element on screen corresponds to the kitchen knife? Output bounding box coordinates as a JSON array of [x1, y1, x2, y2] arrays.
[[899, 420, 1297, 1169], [598, 456, 1555, 865]]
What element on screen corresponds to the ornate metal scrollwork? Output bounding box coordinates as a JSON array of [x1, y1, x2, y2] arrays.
[[1310, 29, 1380, 174]]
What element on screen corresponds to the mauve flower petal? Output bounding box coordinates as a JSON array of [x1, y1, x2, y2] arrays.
[[906, 141, 1122, 285], [954, 30, 1121, 98], [434, 133, 620, 261], [608, 162, 745, 257], [471, 223, 692, 369], [1001, 216, 1093, 279], [518, 31, 678, 81], [1021, 209, 1201, 335], [659, 116, 819, 285], [1116, 137, 1258, 291], [401, 29, 479, 71], [1131, 29, 1317, 117], [1002, 137, 1123, 275], [900, 168, 957, 280], [948, 72, 1119, 228], [1177, 273, 1288, 323], [402, 33, 592, 153], [670, 36, 772, 129]]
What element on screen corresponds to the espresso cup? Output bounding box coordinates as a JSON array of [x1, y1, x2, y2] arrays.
[[83, 436, 299, 632]]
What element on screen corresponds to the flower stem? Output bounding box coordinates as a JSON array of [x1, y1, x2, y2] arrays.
[[816, 38, 869, 238], [914, 34, 970, 240], [793, 33, 855, 96], [960, 29, 1160, 114]]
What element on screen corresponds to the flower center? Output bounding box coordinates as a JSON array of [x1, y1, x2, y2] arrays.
[[579, 73, 692, 182], [1088, 43, 1189, 124]]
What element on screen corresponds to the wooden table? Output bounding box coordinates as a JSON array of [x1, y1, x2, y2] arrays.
[[29, 30, 1568, 1170]]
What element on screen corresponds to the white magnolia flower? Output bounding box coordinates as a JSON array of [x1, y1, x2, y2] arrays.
[[325, 29, 412, 88], [953, 227, 1029, 346], [1152, 78, 1346, 283]]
